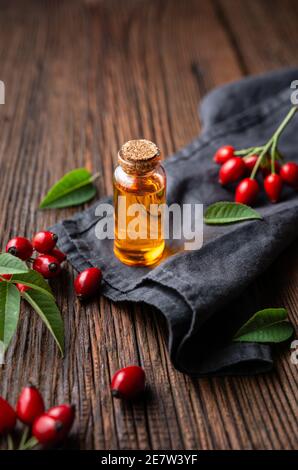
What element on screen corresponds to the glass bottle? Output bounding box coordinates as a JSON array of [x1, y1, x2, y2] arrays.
[[113, 139, 166, 266]]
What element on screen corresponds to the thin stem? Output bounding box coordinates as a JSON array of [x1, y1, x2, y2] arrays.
[[234, 146, 263, 156], [250, 106, 297, 179], [20, 436, 38, 451], [7, 434, 14, 450], [270, 106, 297, 174], [18, 426, 29, 450], [271, 140, 277, 174], [250, 141, 272, 179], [272, 106, 297, 142], [244, 148, 264, 160], [90, 172, 101, 182]]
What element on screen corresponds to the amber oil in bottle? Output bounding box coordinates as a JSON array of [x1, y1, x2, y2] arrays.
[[113, 139, 166, 266]]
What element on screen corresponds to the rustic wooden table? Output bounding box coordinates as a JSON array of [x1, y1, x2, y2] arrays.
[[0, 0, 297, 450]]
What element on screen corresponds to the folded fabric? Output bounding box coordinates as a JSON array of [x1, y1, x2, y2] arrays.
[[52, 68, 298, 376]]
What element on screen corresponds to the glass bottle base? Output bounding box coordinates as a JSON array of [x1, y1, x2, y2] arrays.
[[114, 241, 165, 266]]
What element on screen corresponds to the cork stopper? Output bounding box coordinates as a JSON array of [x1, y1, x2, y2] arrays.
[[118, 139, 160, 174]]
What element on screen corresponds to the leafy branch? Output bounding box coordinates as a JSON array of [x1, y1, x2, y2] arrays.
[[0, 253, 64, 356]]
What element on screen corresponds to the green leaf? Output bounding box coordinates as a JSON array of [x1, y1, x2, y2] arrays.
[[39, 168, 97, 209], [23, 290, 64, 355], [0, 253, 29, 275], [233, 308, 294, 343], [0, 282, 21, 349], [11, 270, 54, 298], [204, 202, 262, 225]]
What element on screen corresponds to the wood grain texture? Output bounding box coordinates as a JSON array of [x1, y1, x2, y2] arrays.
[[0, 0, 297, 450]]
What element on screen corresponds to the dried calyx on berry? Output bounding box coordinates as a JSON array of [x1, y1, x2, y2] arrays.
[[32, 414, 64, 445], [6, 237, 33, 261], [33, 255, 61, 279], [46, 404, 75, 437], [32, 231, 58, 254], [74, 268, 102, 300], [111, 366, 146, 400], [32, 404, 75, 446]]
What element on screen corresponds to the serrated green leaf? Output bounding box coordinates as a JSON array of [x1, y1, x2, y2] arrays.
[[39, 168, 97, 209], [204, 202, 262, 225], [11, 270, 54, 298], [233, 308, 294, 343], [23, 290, 64, 355], [0, 282, 21, 349], [0, 253, 29, 275]]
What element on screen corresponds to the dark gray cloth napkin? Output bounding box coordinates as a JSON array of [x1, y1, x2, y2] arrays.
[[53, 68, 298, 376]]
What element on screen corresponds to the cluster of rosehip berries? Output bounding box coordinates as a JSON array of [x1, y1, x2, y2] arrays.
[[0, 385, 74, 448], [5, 231, 102, 299], [0, 368, 145, 448], [6, 232, 66, 284], [3, 233, 147, 447], [214, 145, 298, 205]]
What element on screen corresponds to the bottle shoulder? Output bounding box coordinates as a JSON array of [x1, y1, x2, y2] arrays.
[[113, 164, 166, 193]]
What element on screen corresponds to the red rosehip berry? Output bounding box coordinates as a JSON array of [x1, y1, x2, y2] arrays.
[[32, 414, 64, 445], [49, 248, 67, 263], [111, 366, 145, 400], [243, 155, 258, 173], [219, 157, 246, 185], [33, 255, 61, 279], [74, 267, 102, 299], [16, 283, 31, 293], [6, 237, 33, 261], [235, 178, 259, 206], [280, 162, 298, 188], [261, 160, 281, 177], [213, 145, 235, 165], [264, 173, 283, 203], [0, 397, 16, 434], [46, 404, 75, 437], [0, 274, 12, 282], [16, 385, 45, 425], [32, 231, 58, 254]]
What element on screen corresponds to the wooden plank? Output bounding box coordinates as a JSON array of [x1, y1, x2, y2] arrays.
[[216, 0, 298, 73], [0, 0, 297, 450]]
